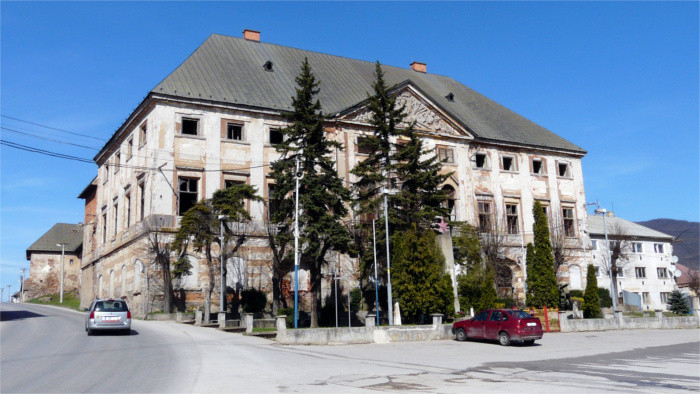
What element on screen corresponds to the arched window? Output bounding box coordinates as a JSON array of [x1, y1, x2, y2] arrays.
[[109, 270, 115, 298], [441, 185, 456, 221], [97, 275, 103, 298], [134, 260, 143, 291], [121, 265, 127, 296]]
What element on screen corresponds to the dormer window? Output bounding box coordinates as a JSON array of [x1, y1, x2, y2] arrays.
[[263, 61, 273, 72], [445, 93, 455, 101]]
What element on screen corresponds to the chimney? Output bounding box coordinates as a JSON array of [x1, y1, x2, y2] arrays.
[[410, 62, 427, 73], [243, 29, 260, 42]]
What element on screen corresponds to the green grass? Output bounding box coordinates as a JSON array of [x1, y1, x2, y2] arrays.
[[28, 292, 81, 311], [252, 327, 277, 333]]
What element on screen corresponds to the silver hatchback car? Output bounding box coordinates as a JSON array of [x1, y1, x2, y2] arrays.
[[85, 299, 131, 335]]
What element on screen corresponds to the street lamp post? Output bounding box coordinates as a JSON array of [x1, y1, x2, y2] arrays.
[[383, 191, 393, 326], [372, 219, 379, 324], [293, 156, 304, 329], [218, 215, 228, 316], [56, 243, 66, 303], [595, 208, 618, 311]]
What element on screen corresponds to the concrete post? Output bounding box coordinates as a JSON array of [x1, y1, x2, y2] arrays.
[[195, 310, 203, 326], [558, 312, 569, 333], [218, 312, 227, 329], [431, 314, 443, 331], [245, 313, 254, 334], [365, 315, 375, 328], [615, 311, 624, 329], [276, 316, 287, 333]]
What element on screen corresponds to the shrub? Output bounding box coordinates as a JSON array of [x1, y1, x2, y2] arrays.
[[240, 289, 267, 313], [497, 297, 515, 309], [569, 290, 584, 299], [597, 287, 613, 308], [583, 264, 601, 318], [457, 265, 497, 313], [350, 288, 362, 313]]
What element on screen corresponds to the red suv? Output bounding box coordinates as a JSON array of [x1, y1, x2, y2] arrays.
[[452, 309, 543, 346]]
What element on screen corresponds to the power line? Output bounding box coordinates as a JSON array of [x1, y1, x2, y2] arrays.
[[1, 139, 94, 163], [1, 126, 100, 150], [1, 114, 108, 142]]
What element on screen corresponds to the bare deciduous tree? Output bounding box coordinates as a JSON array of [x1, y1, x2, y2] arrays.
[[142, 220, 177, 314], [479, 216, 514, 296], [599, 222, 634, 300], [551, 215, 576, 278]]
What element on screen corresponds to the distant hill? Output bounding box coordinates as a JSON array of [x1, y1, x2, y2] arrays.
[[636, 219, 699, 271]]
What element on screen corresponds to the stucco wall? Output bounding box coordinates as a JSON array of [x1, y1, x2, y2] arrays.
[[26, 252, 81, 299]]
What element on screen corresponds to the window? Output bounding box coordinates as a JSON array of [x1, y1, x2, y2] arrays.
[[225, 179, 245, 189], [181, 118, 199, 135], [617, 267, 625, 278], [474, 152, 488, 169], [654, 243, 664, 253], [139, 122, 147, 146], [489, 311, 502, 321], [473, 311, 488, 321], [562, 207, 575, 237], [501, 155, 516, 172], [660, 292, 670, 304], [441, 185, 456, 220], [267, 184, 280, 221], [477, 200, 492, 232], [178, 178, 198, 215], [114, 152, 120, 174], [126, 137, 133, 161], [557, 162, 571, 178], [269, 128, 284, 145], [632, 242, 643, 253], [642, 292, 650, 304], [113, 199, 119, 238], [591, 240, 598, 250], [356, 136, 372, 155], [69, 258, 74, 265], [102, 209, 107, 244], [138, 180, 145, 222], [657, 267, 668, 279], [635, 267, 646, 279], [506, 204, 519, 234], [594, 266, 600, 277], [125, 188, 131, 228], [226, 123, 243, 141], [532, 158, 545, 175], [437, 147, 455, 164]]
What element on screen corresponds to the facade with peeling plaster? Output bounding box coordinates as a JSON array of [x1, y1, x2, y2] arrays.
[[79, 31, 591, 316]]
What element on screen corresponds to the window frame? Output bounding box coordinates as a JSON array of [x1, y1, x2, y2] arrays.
[[113, 151, 120, 174], [531, 157, 546, 176], [124, 186, 131, 229], [473, 152, 489, 170], [562, 206, 576, 237], [269, 128, 284, 146], [477, 198, 493, 233], [657, 267, 668, 279], [631, 242, 643, 253], [436, 146, 455, 165], [356, 136, 373, 156], [126, 137, 133, 161], [500, 154, 517, 173], [654, 243, 664, 254], [557, 161, 572, 178], [178, 177, 199, 215], [505, 203, 519, 235], [181, 117, 200, 136], [224, 121, 245, 142], [139, 121, 147, 147], [635, 267, 647, 279]]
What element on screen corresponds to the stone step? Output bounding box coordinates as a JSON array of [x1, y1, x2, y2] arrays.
[[180, 320, 196, 325], [221, 326, 246, 333], [247, 331, 277, 339], [201, 323, 219, 328]]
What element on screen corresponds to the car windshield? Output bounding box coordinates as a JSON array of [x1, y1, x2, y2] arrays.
[[94, 300, 128, 312], [509, 310, 533, 319]]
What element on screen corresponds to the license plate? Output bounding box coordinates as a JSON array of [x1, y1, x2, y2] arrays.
[[527, 322, 536, 327], [104, 316, 120, 322]]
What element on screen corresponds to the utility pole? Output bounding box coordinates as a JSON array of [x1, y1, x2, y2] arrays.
[[372, 219, 379, 325], [218, 215, 228, 316], [19, 268, 26, 302], [293, 155, 304, 329], [384, 192, 394, 326], [56, 243, 66, 303]]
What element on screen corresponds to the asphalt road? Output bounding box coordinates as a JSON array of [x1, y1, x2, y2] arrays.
[[2, 302, 699, 393]]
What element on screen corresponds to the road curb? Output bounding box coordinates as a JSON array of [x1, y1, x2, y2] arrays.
[[21, 302, 84, 315]]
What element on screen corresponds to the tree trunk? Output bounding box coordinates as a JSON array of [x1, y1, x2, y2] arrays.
[[204, 286, 211, 323], [161, 257, 172, 313], [272, 271, 280, 315], [310, 264, 321, 328]]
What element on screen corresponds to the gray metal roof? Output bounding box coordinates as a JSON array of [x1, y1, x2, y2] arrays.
[[26, 223, 83, 259], [152, 34, 585, 154], [587, 215, 674, 240]]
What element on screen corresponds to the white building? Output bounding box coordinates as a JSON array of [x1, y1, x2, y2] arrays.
[[588, 213, 676, 311]]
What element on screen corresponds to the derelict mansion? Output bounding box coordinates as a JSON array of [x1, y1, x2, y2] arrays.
[[78, 30, 591, 315]]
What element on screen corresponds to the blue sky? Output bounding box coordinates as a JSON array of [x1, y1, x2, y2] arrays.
[[1, 1, 698, 295]]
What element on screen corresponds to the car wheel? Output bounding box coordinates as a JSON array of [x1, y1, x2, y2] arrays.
[[498, 331, 510, 346], [455, 328, 467, 341], [86, 327, 93, 336], [523, 339, 535, 346]]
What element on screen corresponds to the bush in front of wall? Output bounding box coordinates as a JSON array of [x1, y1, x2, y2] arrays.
[[583, 264, 601, 318]]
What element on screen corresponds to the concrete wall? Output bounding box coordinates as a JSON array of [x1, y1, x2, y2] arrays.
[[276, 323, 455, 345], [559, 312, 699, 332]]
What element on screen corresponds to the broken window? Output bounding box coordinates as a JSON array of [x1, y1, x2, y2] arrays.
[[267, 183, 280, 221], [441, 185, 456, 220], [138, 180, 145, 222], [356, 136, 372, 155], [125, 188, 131, 228], [102, 209, 107, 244], [654, 243, 664, 253], [126, 137, 133, 161], [506, 204, 519, 234], [635, 267, 646, 279], [269, 128, 284, 145], [437, 147, 455, 164], [181, 118, 199, 136], [225, 179, 245, 189], [562, 207, 575, 237], [139, 122, 147, 146], [477, 200, 492, 232], [178, 178, 198, 215], [113, 199, 119, 238], [657, 268, 668, 279], [227, 123, 244, 141], [502, 156, 515, 172], [532, 158, 544, 175], [474, 153, 487, 169], [557, 162, 571, 178], [114, 152, 120, 174]]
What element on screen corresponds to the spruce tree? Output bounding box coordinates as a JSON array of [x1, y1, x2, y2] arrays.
[[525, 242, 536, 306], [583, 264, 601, 318], [268, 58, 351, 327], [667, 290, 690, 315], [526, 201, 559, 307], [391, 224, 450, 323]]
